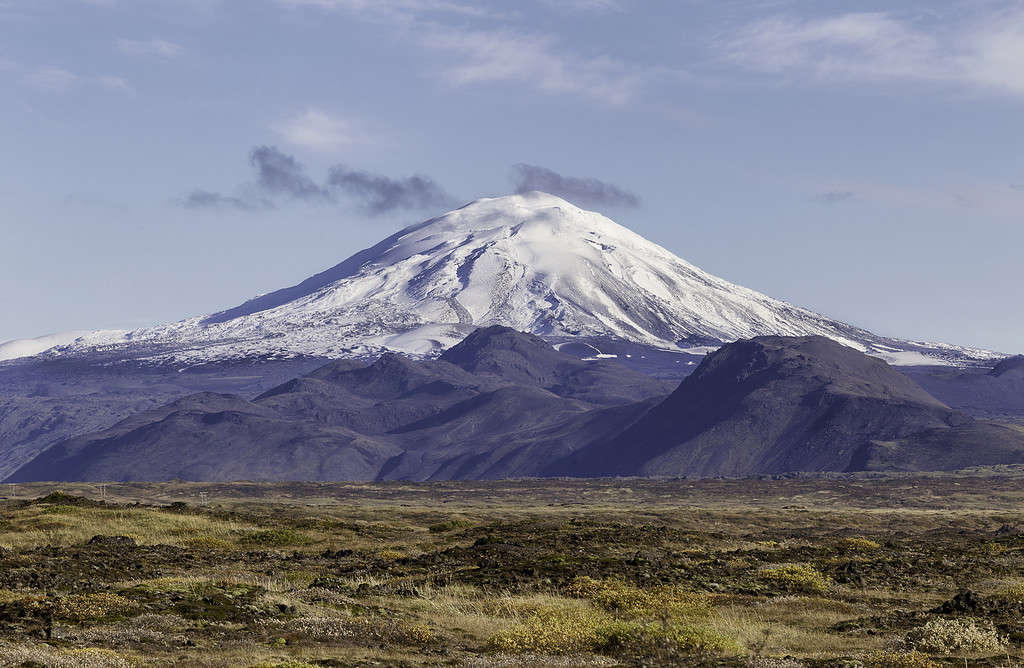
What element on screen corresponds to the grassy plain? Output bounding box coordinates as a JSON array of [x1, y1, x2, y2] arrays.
[[1, 471, 1024, 667]]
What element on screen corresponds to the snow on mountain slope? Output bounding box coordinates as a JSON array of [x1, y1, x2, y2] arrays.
[[0, 331, 91, 362], [12, 192, 1002, 366]]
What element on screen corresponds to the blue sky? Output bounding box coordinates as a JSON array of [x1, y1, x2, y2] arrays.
[[2, 0, 1022, 353]]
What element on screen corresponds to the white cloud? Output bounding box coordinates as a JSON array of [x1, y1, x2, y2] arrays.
[[97, 75, 132, 92], [117, 38, 184, 58], [810, 179, 1024, 219], [274, 108, 358, 150], [540, 0, 623, 13], [958, 9, 1024, 96], [421, 27, 645, 105], [720, 8, 1024, 97], [277, 0, 487, 17], [722, 12, 942, 82], [25, 66, 80, 90], [279, 0, 650, 105], [18, 64, 131, 93]]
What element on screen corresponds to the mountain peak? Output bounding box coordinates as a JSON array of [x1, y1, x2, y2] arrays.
[[25, 194, 1003, 367], [553, 333, 960, 477], [440, 325, 571, 379], [990, 355, 1024, 378], [689, 335, 948, 407], [467, 190, 576, 209]]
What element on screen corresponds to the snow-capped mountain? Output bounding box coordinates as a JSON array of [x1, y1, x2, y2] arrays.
[[7, 192, 1001, 366]]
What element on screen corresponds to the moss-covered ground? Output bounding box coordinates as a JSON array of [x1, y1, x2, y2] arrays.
[[1, 472, 1023, 666]]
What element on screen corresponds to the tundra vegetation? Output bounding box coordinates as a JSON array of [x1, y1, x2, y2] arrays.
[[1, 472, 1023, 666]]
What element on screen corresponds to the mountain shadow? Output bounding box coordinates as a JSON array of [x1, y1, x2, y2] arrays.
[[9, 332, 1024, 482], [550, 336, 1024, 477]]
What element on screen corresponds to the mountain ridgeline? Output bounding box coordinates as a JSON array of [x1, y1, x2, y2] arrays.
[[12, 192, 1001, 366], [9, 328, 1024, 482]]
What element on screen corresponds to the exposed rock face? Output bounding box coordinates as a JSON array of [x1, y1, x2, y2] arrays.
[[7, 327, 666, 482], [9, 332, 1024, 483], [991, 355, 1024, 379], [550, 336, 1024, 477]]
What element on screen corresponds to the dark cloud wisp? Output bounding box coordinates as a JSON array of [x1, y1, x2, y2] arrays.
[[817, 190, 855, 204], [180, 146, 454, 215], [511, 163, 640, 208], [182, 189, 271, 212], [327, 166, 456, 214], [250, 146, 330, 201]]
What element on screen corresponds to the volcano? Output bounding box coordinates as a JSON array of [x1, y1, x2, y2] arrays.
[[6, 192, 1000, 367]]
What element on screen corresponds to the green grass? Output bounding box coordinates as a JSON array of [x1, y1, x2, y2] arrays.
[[0, 475, 1023, 665]]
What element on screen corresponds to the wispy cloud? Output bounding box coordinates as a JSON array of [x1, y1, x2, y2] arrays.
[[96, 75, 131, 92], [274, 108, 357, 151], [722, 12, 937, 82], [278, 0, 650, 105], [511, 163, 640, 208], [117, 38, 184, 58], [421, 27, 646, 105], [327, 166, 455, 214], [720, 8, 1024, 97], [25, 66, 80, 91], [539, 0, 623, 13], [817, 190, 855, 204], [182, 146, 455, 215], [181, 190, 272, 212], [250, 146, 331, 201], [807, 179, 1024, 219], [19, 64, 130, 92], [277, 0, 488, 18]]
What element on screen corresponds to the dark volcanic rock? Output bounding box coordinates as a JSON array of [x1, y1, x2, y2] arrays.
[[901, 354, 1024, 422], [0, 356, 328, 481], [440, 325, 673, 405], [991, 355, 1024, 379], [256, 353, 489, 434], [9, 331, 1023, 482], [551, 336, 1024, 477], [88, 535, 137, 548], [6, 328, 660, 482], [6, 390, 402, 482]]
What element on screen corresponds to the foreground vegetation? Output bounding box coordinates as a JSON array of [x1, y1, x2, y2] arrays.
[[1, 472, 1024, 666]]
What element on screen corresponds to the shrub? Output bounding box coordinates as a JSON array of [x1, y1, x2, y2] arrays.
[[181, 535, 234, 550], [286, 615, 436, 645], [377, 549, 406, 561], [595, 620, 736, 655], [489, 608, 603, 654], [40, 504, 79, 515], [403, 623, 437, 644], [282, 569, 319, 586], [746, 659, 806, 668], [902, 617, 1007, 654], [237, 528, 310, 547], [863, 650, 938, 668], [488, 607, 734, 656], [761, 565, 831, 594], [482, 595, 558, 619], [839, 537, 881, 551], [53, 593, 138, 622], [994, 582, 1024, 600], [0, 643, 132, 668], [428, 518, 475, 533], [567, 576, 711, 619], [29, 492, 105, 508]]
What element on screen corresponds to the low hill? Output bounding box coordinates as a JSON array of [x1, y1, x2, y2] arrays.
[[551, 336, 1024, 477], [9, 332, 1024, 482]]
